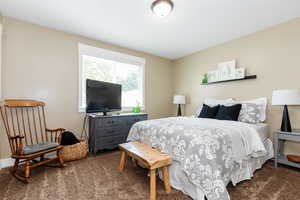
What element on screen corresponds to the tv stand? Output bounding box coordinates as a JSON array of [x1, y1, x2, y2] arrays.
[[88, 113, 148, 154]]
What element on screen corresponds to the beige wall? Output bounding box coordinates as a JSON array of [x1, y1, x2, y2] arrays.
[[0, 17, 173, 159], [173, 17, 300, 155]]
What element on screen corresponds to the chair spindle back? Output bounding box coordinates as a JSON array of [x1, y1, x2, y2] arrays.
[[0, 100, 56, 153]]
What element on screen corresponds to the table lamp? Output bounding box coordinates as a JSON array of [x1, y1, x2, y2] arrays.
[[173, 95, 186, 116], [272, 89, 300, 132]]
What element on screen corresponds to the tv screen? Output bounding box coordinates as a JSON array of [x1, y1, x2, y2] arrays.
[[86, 79, 121, 114]]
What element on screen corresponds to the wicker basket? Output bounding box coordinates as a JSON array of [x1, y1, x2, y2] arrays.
[[59, 140, 88, 162]]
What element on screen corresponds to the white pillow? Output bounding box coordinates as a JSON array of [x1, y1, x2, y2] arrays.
[[194, 98, 234, 117], [235, 97, 267, 123]]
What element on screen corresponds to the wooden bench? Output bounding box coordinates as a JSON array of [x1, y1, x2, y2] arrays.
[[118, 142, 172, 200]]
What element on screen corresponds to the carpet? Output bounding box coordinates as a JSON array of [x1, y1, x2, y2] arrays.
[[0, 151, 300, 200]]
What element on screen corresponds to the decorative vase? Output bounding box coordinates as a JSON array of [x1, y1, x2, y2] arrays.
[[132, 107, 141, 113], [132, 100, 141, 113]]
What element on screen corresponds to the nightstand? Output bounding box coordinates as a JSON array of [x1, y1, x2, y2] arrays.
[[274, 130, 300, 168]]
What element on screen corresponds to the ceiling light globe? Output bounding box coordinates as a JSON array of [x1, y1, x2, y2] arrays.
[[151, 0, 174, 17]]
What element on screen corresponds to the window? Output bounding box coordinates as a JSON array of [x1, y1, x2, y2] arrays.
[[78, 44, 145, 112]]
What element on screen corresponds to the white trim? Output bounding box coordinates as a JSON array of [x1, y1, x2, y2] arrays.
[[141, 61, 146, 112], [78, 43, 146, 66], [0, 158, 14, 169], [78, 43, 146, 113], [0, 23, 2, 99], [78, 45, 84, 112]]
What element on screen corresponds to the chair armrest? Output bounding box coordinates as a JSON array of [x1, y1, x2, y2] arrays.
[[46, 128, 66, 143], [9, 135, 25, 155]]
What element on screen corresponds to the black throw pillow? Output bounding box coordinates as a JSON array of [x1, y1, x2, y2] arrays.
[[198, 104, 220, 119], [60, 131, 80, 146], [215, 104, 242, 121]]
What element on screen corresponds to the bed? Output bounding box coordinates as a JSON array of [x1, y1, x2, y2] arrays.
[[127, 116, 274, 200]]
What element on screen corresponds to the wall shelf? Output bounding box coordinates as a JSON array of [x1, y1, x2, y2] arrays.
[[201, 75, 257, 85]]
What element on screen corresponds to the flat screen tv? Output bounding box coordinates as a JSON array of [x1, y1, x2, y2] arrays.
[[86, 79, 121, 115]]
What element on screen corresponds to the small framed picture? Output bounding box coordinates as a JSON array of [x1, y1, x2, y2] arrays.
[[235, 68, 245, 79], [207, 70, 219, 83], [218, 60, 236, 80]]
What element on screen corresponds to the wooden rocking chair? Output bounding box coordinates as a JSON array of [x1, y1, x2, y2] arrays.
[[0, 99, 66, 183]]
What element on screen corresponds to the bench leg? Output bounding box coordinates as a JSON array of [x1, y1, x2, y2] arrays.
[[119, 151, 126, 172], [150, 169, 156, 200], [162, 166, 171, 193]]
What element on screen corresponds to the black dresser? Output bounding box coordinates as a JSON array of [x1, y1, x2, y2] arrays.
[[88, 113, 148, 154]]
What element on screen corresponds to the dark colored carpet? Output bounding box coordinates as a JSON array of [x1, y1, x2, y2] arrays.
[[0, 151, 300, 200]]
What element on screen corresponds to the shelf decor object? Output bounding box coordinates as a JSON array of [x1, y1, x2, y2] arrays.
[[201, 73, 208, 84], [272, 89, 300, 132], [173, 95, 186, 116], [217, 60, 237, 80]]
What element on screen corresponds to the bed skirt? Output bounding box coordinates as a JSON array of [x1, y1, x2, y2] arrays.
[[158, 139, 274, 200]]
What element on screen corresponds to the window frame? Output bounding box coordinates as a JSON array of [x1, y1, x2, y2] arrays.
[[78, 43, 146, 113]]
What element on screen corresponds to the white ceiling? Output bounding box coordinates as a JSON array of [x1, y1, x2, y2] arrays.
[[1, 0, 300, 59]]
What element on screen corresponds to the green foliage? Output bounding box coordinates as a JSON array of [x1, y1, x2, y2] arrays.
[[119, 72, 138, 92], [83, 56, 139, 92], [84, 58, 114, 82]]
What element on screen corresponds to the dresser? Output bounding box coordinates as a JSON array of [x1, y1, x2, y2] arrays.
[[88, 113, 148, 154]]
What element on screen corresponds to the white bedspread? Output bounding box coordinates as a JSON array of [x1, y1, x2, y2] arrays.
[[128, 117, 267, 200]]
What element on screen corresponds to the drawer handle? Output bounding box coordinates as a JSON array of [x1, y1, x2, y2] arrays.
[[107, 130, 115, 134]]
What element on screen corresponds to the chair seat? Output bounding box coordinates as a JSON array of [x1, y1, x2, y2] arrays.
[[23, 142, 59, 155]]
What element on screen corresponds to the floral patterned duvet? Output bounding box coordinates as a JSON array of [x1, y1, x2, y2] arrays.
[[127, 117, 266, 200]]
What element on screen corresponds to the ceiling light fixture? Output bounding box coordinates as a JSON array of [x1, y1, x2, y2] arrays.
[[151, 0, 174, 18]]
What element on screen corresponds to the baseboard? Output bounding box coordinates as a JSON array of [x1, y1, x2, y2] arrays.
[[0, 158, 14, 169]]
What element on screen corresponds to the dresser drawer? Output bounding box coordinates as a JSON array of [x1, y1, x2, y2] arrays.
[[98, 117, 123, 127], [96, 135, 126, 146], [96, 126, 128, 137]]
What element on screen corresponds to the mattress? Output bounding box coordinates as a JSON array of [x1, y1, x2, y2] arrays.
[[249, 123, 269, 142]]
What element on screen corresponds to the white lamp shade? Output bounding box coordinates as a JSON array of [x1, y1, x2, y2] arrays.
[[173, 95, 186, 104], [272, 89, 300, 105]]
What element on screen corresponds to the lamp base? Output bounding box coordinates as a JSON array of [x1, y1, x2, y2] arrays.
[[177, 104, 182, 116], [281, 105, 292, 132]]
